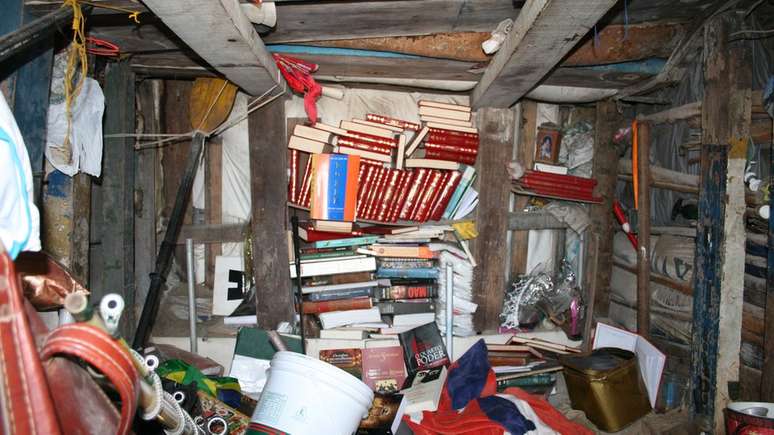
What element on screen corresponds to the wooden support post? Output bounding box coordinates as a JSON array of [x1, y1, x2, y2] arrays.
[[472, 107, 517, 332], [248, 97, 293, 329], [691, 15, 751, 431], [510, 101, 537, 279], [134, 79, 162, 309], [765, 135, 774, 401], [91, 61, 135, 338], [589, 100, 620, 317], [636, 121, 651, 338]]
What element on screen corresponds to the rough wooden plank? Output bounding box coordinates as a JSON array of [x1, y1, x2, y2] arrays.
[[248, 97, 293, 329], [134, 79, 162, 309], [764, 93, 774, 401], [589, 100, 620, 318], [471, 108, 516, 332], [637, 102, 702, 124], [619, 158, 699, 194], [510, 101, 537, 279], [141, 0, 282, 96], [206, 139, 223, 288], [178, 223, 246, 244], [636, 121, 651, 338], [70, 174, 90, 284], [92, 61, 135, 338], [470, 0, 617, 109], [508, 211, 566, 230]]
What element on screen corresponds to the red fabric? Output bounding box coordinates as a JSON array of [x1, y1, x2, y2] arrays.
[[505, 388, 594, 435], [273, 54, 322, 123]]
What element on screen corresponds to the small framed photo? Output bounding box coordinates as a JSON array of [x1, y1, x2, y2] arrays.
[[535, 124, 561, 164]]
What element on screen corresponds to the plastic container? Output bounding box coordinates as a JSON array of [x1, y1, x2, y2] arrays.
[[250, 351, 374, 435], [725, 402, 774, 434]]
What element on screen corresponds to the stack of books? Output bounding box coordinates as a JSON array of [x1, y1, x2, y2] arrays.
[[286, 100, 480, 223]]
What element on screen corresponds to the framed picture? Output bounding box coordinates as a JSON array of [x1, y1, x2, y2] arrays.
[[534, 125, 561, 164]]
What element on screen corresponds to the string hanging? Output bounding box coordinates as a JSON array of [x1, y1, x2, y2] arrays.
[[62, 0, 88, 164]]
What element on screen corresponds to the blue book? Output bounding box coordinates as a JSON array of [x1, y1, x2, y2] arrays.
[[376, 268, 439, 279], [314, 235, 379, 249], [442, 165, 476, 220], [306, 287, 374, 302]]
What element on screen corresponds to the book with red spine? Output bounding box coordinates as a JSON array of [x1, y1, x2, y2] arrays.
[[415, 170, 446, 222], [399, 169, 429, 221], [344, 130, 399, 148], [424, 141, 478, 156], [298, 158, 313, 206], [425, 149, 477, 165], [336, 137, 392, 155], [429, 170, 462, 221], [299, 226, 365, 242], [301, 297, 373, 314], [356, 165, 378, 219], [428, 127, 479, 140], [366, 113, 420, 131], [409, 170, 440, 221], [367, 167, 390, 221], [288, 149, 299, 204], [389, 170, 414, 222], [427, 134, 480, 149], [425, 171, 451, 220], [363, 167, 387, 221], [376, 170, 402, 222]]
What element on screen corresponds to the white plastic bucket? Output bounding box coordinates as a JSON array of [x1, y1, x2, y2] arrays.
[[250, 351, 374, 435]]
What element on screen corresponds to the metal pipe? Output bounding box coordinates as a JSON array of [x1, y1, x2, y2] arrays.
[[185, 238, 198, 353], [445, 264, 454, 360]]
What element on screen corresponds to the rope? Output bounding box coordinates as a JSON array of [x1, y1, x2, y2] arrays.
[[195, 80, 230, 132], [62, 0, 88, 165], [74, 0, 141, 23]]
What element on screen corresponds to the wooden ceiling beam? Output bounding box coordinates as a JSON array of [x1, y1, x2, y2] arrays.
[[470, 0, 618, 109], [140, 0, 283, 95]]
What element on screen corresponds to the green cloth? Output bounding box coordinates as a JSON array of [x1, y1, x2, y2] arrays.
[[233, 327, 302, 360], [156, 359, 240, 397]]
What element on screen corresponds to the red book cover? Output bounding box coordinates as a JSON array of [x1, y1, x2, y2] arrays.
[[301, 297, 372, 314], [344, 130, 398, 148], [356, 165, 378, 219], [376, 170, 403, 222], [337, 137, 392, 155], [288, 149, 299, 204], [298, 157, 313, 207], [366, 113, 421, 132], [429, 170, 462, 221], [410, 169, 440, 221], [399, 169, 428, 221], [388, 170, 413, 223], [415, 170, 446, 222], [363, 167, 387, 221], [299, 226, 364, 242], [425, 149, 477, 165], [368, 167, 390, 221], [428, 127, 479, 140], [424, 141, 478, 156], [361, 346, 407, 394], [428, 132, 480, 147]]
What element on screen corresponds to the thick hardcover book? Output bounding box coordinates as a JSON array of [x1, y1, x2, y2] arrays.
[[356, 165, 378, 219], [361, 347, 407, 394], [337, 145, 392, 164], [288, 149, 299, 204], [442, 166, 476, 220], [310, 153, 361, 222], [377, 284, 437, 300], [428, 133, 479, 149], [300, 250, 358, 261], [366, 113, 420, 131], [288, 135, 333, 154], [298, 226, 359, 242], [359, 224, 417, 236], [425, 121, 477, 134], [341, 130, 398, 148], [424, 141, 478, 156], [418, 106, 471, 122], [405, 158, 461, 171], [314, 235, 380, 249], [353, 119, 404, 133], [318, 306, 382, 329], [418, 100, 471, 113], [363, 167, 387, 221], [412, 170, 443, 222], [405, 126, 430, 157], [290, 255, 377, 279], [429, 170, 462, 221], [419, 115, 473, 128], [378, 259, 435, 269], [428, 127, 479, 140], [303, 272, 375, 287], [337, 137, 393, 155], [401, 169, 431, 221], [388, 170, 414, 222], [319, 348, 363, 378], [302, 297, 373, 314], [367, 167, 390, 221], [423, 171, 451, 222], [424, 149, 477, 165], [376, 268, 439, 280], [306, 287, 375, 301], [341, 120, 395, 139], [376, 170, 402, 222], [402, 366, 447, 414], [378, 301, 435, 316], [368, 244, 434, 259], [294, 124, 334, 144], [302, 279, 382, 294], [398, 323, 449, 376], [300, 246, 352, 255], [298, 158, 313, 206]]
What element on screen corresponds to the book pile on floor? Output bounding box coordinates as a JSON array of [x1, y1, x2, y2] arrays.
[[287, 100, 479, 223]]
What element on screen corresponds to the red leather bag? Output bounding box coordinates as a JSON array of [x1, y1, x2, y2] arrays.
[[0, 252, 140, 435]]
